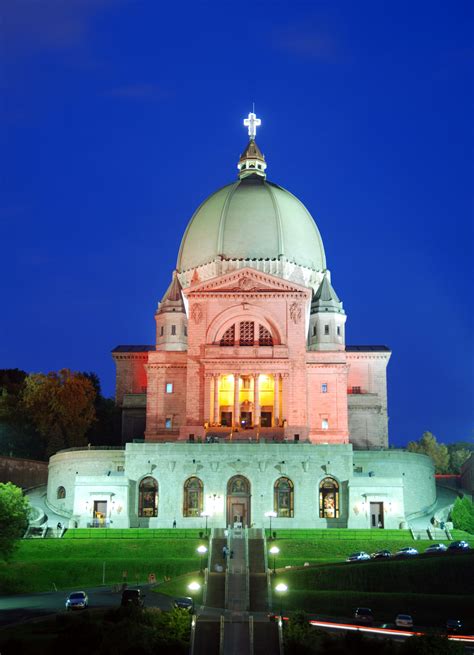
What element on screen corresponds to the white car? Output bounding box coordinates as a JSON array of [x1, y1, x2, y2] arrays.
[[394, 547, 419, 558], [346, 551, 371, 562], [395, 614, 414, 628], [425, 543, 447, 554], [65, 591, 88, 610]]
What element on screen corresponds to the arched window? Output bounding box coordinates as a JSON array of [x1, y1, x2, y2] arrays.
[[220, 324, 235, 346], [138, 476, 158, 517], [183, 477, 203, 517], [227, 475, 250, 495], [239, 321, 254, 346], [57, 486, 66, 500], [259, 325, 273, 346], [274, 477, 294, 517], [319, 477, 339, 519]]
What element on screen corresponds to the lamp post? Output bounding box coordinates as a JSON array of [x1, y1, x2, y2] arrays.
[[265, 511, 277, 539], [275, 582, 288, 619], [269, 545, 279, 574], [201, 511, 211, 537], [188, 580, 201, 608], [197, 545, 208, 574]]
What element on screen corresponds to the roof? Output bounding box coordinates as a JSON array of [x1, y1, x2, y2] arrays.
[[239, 139, 265, 162], [157, 273, 186, 314], [311, 275, 344, 314], [346, 346, 391, 352], [112, 345, 155, 353]]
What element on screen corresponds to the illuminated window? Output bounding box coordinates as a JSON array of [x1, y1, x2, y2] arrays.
[[57, 486, 66, 500], [321, 383, 328, 393], [171, 325, 176, 335], [183, 477, 203, 517], [138, 477, 158, 517], [322, 419, 329, 430], [240, 321, 254, 346], [352, 386, 361, 395], [166, 383, 173, 393], [274, 477, 294, 517], [324, 325, 329, 336], [319, 477, 339, 518], [220, 324, 235, 346], [258, 324, 273, 346], [165, 417, 172, 429]]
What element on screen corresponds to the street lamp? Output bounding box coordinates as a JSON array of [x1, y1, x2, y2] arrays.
[[201, 511, 211, 537], [275, 582, 288, 619], [188, 580, 201, 607], [197, 545, 208, 574], [265, 511, 277, 538], [269, 545, 279, 574]]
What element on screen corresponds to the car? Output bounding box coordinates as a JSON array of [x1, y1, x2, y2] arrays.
[[121, 588, 145, 607], [354, 607, 374, 625], [446, 619, 463, 634], [424, 543, 447, 554], [395, 614, 414, 628], [394, 547, 419, 558], [371, 549, 392, 560], [346, 551, 371, 562], [447, 540, 470, 552], [174, 597, 194, 612], [65, 591, 88, 611]]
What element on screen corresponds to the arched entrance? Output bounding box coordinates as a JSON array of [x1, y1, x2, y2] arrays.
[[226, 475, 251, 527]]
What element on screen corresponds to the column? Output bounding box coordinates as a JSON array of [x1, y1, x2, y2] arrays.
[[203, 373, 212, 426], [213, 374, 220, 425], [282, 373, 290, 427], [254, 373, 260, 427], [233, 373, 240, 428], [273, 373, 280, 427]]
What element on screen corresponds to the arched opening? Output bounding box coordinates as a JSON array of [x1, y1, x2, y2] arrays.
[[183, 477, 203, 517], [274, 477, 294, 517], [319, 477, 339, 519], [226, 475, 251, 527], [57, 486, 66, 500], [138, 476, 158, 517]]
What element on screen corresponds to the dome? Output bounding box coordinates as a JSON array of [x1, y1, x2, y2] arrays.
[[176, 174, 326, 273]]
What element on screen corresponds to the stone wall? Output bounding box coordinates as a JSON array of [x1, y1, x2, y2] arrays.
[[0, 456, 48, 489]]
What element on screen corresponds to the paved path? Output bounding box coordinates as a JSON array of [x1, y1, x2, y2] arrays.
[[223, 529, 250, 655]]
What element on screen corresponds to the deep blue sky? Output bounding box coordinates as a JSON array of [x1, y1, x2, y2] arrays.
[[1, 1, 472, 446]]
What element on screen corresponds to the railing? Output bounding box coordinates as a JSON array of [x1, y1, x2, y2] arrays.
[[244, 526, 250, 612], [56, 445, 125, 454], [189, 614, 197, 655], [224, 528, 231, 609], [277, 617, 285, 655], [263, 530, 272, 611], [249, 615, 254, 655], [219, 615, 225, 655]]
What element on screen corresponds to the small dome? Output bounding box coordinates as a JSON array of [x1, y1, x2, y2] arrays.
[[177, 174, 326, 273]]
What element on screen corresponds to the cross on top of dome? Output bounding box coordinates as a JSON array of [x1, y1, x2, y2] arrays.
[[243, 111, 261, 141]]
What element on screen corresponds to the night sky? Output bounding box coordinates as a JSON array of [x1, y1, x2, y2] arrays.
[[1, 1, 472, 446]]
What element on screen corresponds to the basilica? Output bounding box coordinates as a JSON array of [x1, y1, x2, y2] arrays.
[[46, 115, 436, 530]]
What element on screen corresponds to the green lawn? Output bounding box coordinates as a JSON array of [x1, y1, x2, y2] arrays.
[[154, 573, 204, 605], [0, 538, 206, 594]]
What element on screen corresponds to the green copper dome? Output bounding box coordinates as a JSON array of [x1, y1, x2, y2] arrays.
[[177, 174, 326, 273]]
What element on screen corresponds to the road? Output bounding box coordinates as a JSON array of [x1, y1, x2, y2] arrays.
[[0, 585, 174, 628]]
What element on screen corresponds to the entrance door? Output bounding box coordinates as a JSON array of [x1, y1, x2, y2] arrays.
[[93, 500, 107, 527], [370, 502, 384, 528], [260, 412, 272, 427], [240, 411, 252, 428], [226, 476, 251, 527], [221, 411, 232, 427]]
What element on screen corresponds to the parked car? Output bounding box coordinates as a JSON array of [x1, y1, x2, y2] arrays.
[[371, 549, 391, 560], [346, 551, 371, 562], [65, 591, 88, 611], [395, 614, 414, 628], [447, 540, 470, 552], [354, 607, 374, 625], [174, 597, 194, 612], [394, 547, 419, 558], [446, 618, 463, 634], [121, 588, 145, 607], [425, 543, 447, 554]]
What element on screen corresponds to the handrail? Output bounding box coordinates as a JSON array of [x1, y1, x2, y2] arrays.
[[263, 529, 272, 611], [224, 528, 231, 608], [249, 615, 254, 655], [219, 614, 225, 655], [277, 617, 285, 655], [202, 567, 209, 605]]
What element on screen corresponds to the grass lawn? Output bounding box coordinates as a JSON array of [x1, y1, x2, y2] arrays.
[[153, 573, 205, 605], [0, 538, 207, 594]]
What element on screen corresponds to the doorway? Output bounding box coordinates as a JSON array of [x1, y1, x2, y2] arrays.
[[221, 411, 232, 427], [93, 500, 107, 527], [240, 412, 252, 429], [260, 411, 272, 427], [370, 502, 384, 528], [226, 475, 251, 527]]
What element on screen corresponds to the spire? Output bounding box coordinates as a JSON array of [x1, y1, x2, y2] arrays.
[[238, 110, 267, 179], [157, 272, 185, 314], [311, 275, 345, 314]]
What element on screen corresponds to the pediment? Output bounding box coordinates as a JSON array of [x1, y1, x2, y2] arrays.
[[183, 267, 310, 296]]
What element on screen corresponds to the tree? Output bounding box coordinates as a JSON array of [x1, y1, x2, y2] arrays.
[[82, 371, 122, 447], [451, 496, 474, 534], [447, 441, 473, 473], [0, 482, 30, 560], [407, 431, 450, 473], [21, 369, 96, 456]]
